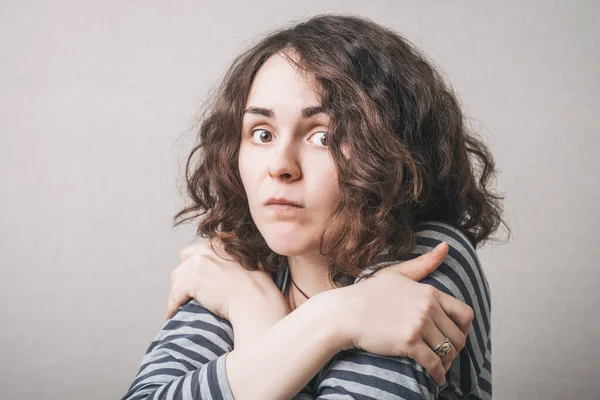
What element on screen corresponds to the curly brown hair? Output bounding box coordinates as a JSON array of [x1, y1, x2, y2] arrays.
[[173, 14, 510, 286]]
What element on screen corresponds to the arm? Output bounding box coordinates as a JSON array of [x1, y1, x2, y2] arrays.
[[122, 284, 329, 400], [313, 221, 492, 399], [160, 238, 338, 400], [222, 280, 441, 400], [160, 232, 473, 399], [224, 291, 345, 400], [223, 243, 473, 399], [121, 300, 235, 400]]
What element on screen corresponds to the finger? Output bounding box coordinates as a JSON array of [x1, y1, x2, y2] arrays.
[[436, 291, 475, 336], [165, 293, 175, 320], [165, 286, 194, 320], [387, 241, 448, 281], [408, 341, 447, 386], [421, 308, 463, 372], [431, 303, 467, 352], [425, 335, 455, 373], [180, 243, 205, 263], [165, 289, 180, 320], [442, 353, 452, 372], [165, 302, 173, 320]]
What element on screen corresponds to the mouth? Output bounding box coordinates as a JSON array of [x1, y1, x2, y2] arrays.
[[266, 204, 303, 210], [264, 203, 304, 216], [264, 197, 304, 208]]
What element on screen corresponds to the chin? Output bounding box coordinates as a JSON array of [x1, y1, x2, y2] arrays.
[[259, 225, 312, 256], [264, 236, 310, 256]]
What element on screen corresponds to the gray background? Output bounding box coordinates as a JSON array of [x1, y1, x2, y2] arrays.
[[1, 1, 598, 399]]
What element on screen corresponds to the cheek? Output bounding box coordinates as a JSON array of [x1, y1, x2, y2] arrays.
[[237, 148, 255, 199], [311, 167, 341, 213], [325, 175, 341, 208]]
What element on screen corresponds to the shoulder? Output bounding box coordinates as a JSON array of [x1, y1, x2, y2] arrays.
[[415, 220, 475, 250], [146, 299, 234, 356], [121, 300, 235, 399], [167, 298, 234, 337], [414, 220, 479, 270], [411, 220, 490, 335], [356, 221, 488, 302], [414, 221, 492, 398], [354, 220, 492, 397], [413, 221, 490, 314], [361, 221, 489, 306]]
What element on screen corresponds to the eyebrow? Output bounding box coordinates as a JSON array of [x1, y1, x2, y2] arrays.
[[243, 105, 327, 119]]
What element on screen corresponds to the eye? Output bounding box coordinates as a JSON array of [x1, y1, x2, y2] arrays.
[[250, 129, 273, 144], [308, 131, 328, 147]]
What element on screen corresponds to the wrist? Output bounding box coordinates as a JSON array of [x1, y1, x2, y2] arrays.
[[225, 291, 346, 399], [305, 288, 357, 353], [228, 288, 290, 350], [230, 284, 289, 318]]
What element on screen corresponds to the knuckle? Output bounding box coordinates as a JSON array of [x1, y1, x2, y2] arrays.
[[424, 298, 437, 314], [443, 359, 452, 372], [432, 361, 444, 380], [425, 353, 442, 372], [181, 243, 210, 260], [389, 341, 404, 357], [435, 357, 443, 372], [419, 297, 436, 316], [415, 312, 430, 332], [456, 333, 467, 350], [179, 247, 190, 261], [169, 268, 178, 282], [189, 254, 204, 264], [405, 328, 421, 346], [464, 305, 475, 322], [417, 252, 430, 265], [405, 345, 418, 360], [423, 284, 438, 298]]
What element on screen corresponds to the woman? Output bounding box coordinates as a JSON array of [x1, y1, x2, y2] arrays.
[[122, 14, 505, 400]]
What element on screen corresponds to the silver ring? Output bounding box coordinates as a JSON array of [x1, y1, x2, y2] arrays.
[[433, 337, 452, 356]]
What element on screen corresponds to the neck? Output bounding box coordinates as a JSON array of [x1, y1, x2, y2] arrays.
[[285, 254, 337, 311]]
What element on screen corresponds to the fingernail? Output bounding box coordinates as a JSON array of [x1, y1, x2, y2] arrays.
[[432, 241, 446, 254]]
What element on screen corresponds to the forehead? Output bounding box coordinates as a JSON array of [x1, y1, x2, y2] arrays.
[[245, 53, 322, 109]]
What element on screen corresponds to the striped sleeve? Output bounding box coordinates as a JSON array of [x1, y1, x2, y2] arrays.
[[121, 299, 235, 400], [313, 221, 492, 399]]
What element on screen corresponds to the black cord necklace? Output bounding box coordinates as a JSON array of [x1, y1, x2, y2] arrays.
[[289, 273, 310, 299]]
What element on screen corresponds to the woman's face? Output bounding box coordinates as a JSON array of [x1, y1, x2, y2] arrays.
[[238, 52, 341, 257]]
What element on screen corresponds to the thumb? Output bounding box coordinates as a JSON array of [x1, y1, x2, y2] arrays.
[[392, 241, 448, 281]]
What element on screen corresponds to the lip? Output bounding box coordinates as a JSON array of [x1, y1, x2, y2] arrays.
[[265, 203, 304, 216], [264, 197, 304, 207]]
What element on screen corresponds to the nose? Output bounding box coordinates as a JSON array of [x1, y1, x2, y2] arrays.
[[267, 138, 301, 182]]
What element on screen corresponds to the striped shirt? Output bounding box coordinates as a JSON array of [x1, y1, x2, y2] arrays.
[[121, 221, 491, 399]]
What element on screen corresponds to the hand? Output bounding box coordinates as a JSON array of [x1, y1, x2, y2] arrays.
[[327, 241, 474, 386], [166, 238, 289, 349], [165, 238, 276, 321]]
